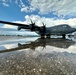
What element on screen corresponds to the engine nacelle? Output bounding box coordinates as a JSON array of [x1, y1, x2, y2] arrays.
[[30, 24, 35, 31], [17, 26, 22, 30]]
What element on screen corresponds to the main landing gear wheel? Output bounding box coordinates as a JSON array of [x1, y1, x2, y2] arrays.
[[62, 34, 66, 39], [46, 34, 50, 38], [41, 34, 45, 38]]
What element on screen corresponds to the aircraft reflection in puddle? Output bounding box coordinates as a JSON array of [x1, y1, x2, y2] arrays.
[[0, 38, 75, 53], [0, 38, 76, 75]]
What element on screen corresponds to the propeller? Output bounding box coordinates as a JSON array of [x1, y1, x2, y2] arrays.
[[30, 20, 35, 31], [39, 22, 46, 38], [42, 22, 46, 32]]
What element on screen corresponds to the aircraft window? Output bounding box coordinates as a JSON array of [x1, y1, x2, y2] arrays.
[[63, 25, 67, 27], [67, 25, 71, 28], [63, 25, 70, 28]]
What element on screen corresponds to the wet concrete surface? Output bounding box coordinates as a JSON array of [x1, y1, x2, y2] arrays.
[[0, 36, 76, 75]]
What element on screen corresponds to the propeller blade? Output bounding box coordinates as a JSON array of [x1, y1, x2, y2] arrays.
[[34, 22, 35, 25], [42, 22, 46, 33], [30, 19, 34, 24], [42, 22, 46, 27], [30, 19, 35, 26], [42, 22, 44, 26]]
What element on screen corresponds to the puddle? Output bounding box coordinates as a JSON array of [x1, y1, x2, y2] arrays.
[[0, 36, 76, 75]]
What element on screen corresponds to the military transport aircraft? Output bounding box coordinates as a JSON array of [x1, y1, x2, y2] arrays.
[[0, 20, 76, 38]]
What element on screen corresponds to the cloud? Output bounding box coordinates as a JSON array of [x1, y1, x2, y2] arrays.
[[24, 15, 76, 28], [1, 0, 76, 17], [3, 3, 9, 7], [54, 18, 76, 27], [3, 24, 16, 29], [0, 0, 10, 6], [20, 0, 76, 17], [2, 15, 76, 28]]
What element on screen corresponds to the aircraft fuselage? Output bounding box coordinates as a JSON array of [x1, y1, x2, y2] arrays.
[[35, 24, 76, 38]]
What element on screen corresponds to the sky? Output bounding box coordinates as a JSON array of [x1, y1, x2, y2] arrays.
[[0, 0, 76, 35]]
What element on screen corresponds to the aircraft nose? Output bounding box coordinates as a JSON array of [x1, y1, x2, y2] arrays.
[[72, 28, 76, 32]]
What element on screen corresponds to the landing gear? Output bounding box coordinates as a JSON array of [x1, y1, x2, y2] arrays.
[[46, 34, 50, 38], [62, 34, 66, 39], [40, 34, 50, 38], [41, 34, 45, 38]]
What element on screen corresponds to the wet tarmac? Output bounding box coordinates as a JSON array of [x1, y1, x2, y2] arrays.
[[0, 36, 76, 75]]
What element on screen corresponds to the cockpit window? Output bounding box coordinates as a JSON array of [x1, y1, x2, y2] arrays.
[[63, 25, 67, 27], [63, 24, 71, 28]]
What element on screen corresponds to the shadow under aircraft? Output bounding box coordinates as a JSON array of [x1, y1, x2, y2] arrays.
[[0, 38, 75, 53]]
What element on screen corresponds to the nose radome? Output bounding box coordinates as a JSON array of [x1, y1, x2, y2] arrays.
[[72, 28, 76, 32]]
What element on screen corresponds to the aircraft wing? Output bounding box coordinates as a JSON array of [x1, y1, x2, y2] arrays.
[[0, 20, 30, 30]]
